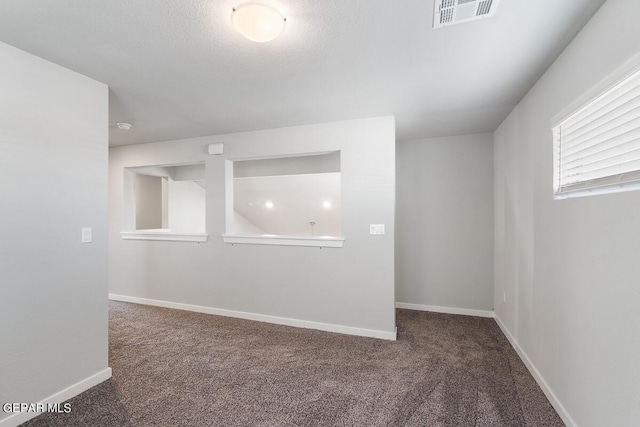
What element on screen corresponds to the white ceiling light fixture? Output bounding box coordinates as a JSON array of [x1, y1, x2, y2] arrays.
[[265, 201, 274, 209], [116, 122, 132, 130], [231, 1, 286, 43]]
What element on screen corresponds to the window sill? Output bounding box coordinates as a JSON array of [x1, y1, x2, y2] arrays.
[[222, 234, 345, 248], [554, 178, 640, 199], [121, 230, 208, 242]]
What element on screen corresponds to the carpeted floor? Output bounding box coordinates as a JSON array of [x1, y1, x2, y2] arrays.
[[23, 301, 563, 426]]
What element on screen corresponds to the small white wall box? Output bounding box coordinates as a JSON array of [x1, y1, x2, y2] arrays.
[[370, 224, 385, 235], [208, 143, 224, 155]]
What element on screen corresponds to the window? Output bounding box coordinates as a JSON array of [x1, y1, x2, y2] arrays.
[[122, 163, 207, 242], [223, 152, 344, 247], [553, 67, 640, 196]]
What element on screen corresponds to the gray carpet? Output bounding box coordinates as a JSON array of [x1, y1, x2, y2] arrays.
[[23, 301, 563, 426]]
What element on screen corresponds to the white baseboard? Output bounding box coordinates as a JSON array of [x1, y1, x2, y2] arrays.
[[396, 302, 495, 318], [109, 293, 397, 341], [0, 368, 112, 427], [494, 315, 576, 427]]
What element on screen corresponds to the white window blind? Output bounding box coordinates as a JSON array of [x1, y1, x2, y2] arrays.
[[554, 67, 640, 195]]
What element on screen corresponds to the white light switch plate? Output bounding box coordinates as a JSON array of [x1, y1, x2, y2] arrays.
[[82, 227, 93, 243], [370, 224, 385, 235]]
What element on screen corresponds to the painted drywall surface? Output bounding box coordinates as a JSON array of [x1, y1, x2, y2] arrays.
[[234, 211, 265, 235], [109, 117, 396, 334], [167, 180, 205, 233], [0, 42, 108, 421], [169, 163, 205, 181], [494, 0, 640, 425], [234, 152, 340, 178], [396, 134, 494, 311], [135, 174, 164, 229]]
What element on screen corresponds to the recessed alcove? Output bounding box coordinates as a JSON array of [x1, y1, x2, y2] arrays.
[[121, 162, 208, 242]]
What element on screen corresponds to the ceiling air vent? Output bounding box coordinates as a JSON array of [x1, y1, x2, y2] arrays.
[[433, 0, 500, 28]]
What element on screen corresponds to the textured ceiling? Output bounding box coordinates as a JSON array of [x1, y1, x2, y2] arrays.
[[0, 0, 606, 146]]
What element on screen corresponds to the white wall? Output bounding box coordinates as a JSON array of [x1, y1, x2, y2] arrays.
[[168, 179, 206, 233], [234, 211, 265, 234], [135, 174, 164, 229], [109, 117, 396, 338], [169, 163, 205, 181], [234, 152, 340, 178], [494, 0, 640, 425], [0, 42, 109, 425], [396, 134, 494, 314]]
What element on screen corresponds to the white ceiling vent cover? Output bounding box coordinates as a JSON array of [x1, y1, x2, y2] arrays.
[[433, 0, 500, 28]]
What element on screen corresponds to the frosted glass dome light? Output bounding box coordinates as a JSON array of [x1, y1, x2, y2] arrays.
[[231, 2, 286, 43]]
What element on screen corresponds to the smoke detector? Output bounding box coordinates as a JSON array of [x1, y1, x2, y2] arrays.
[[433, 0, 500, 28]]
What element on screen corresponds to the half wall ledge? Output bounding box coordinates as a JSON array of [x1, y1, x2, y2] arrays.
[[121, 231, 208, 242], [222, 234, 345, 248]]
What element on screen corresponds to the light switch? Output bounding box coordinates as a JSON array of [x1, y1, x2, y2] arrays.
[[370, 224, 385, 235], [82, 227, 93, 243]]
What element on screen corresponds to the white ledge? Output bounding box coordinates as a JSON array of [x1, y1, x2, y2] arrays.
[[121, 230, 208, 242], [222, 234, 345, 248]]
